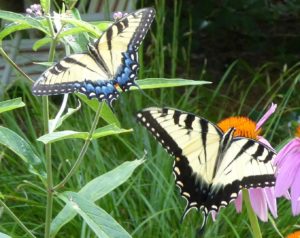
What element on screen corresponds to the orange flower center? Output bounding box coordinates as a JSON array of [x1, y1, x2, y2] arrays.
[[217, 116, 260, 140], [295, 125, 300, 138], [287, 231, 300, 238]]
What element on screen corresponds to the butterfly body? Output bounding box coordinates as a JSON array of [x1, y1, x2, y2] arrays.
[[137, 107, 276, 226], [32, 8, 155, 106]]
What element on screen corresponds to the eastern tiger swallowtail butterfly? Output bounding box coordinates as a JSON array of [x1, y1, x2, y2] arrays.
[[136, 107, 276, 229], [32, 8, 156, 107]]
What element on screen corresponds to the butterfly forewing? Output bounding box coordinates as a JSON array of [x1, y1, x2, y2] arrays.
[[96, 8, 155, 90]]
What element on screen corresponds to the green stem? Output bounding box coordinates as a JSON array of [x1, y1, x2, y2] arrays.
[[52, 103, 104, 191], [243, 189, 262, 238], [0, 47, 33, 83], [44, 11, 58, 238], [0, 199, 36, 238], [43, 96, 53, 238]]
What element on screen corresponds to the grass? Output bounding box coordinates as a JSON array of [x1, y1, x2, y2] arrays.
[[1, 0, 300, 237]]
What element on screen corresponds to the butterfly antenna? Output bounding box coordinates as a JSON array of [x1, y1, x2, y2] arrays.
[[134, 83, 160, 106]]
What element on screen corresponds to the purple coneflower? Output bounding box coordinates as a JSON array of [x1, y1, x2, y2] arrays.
[[274, 124, 300, 215]]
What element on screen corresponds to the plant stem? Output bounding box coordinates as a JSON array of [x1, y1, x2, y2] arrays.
[[44, 11, 57, 238], [0, 47, 33, 83], [0, 199, 36, 238], [53, 103, 103, 191], [243, 189, 262, 238]]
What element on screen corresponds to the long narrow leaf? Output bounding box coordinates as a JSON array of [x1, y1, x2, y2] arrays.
[[0, 126, 44, 178], [0, 22, 32, 40], [0, 10, 47, 34], [0, 98, 25, 114], [136, 78, 211, 90], [37, 124, 131, 144], [60, 192, 131, 238], [51, 159, 144, 236]]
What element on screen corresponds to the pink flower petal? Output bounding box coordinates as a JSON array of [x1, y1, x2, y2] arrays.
[[264, 187, 277, 218], [256, 103, 277, 131], [291, 168, 300, 215], [258, 136, 273, 148], [274, 152, 299, 197], [274, 139, 300, 166], [249, 189, 268, 222], [234, 192, 243, 213]]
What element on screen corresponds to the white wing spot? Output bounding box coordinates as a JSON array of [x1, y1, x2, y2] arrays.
[[182, 192, 190, 198], [146, 122, 150, 127], [174, 166, 180, 175]]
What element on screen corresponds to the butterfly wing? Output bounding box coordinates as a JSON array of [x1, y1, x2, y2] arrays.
[[94, 7, 156, 91], [32, 53, 119, 105], [136, 107, 224, 217], [32, 8, 155, 105], [208, 138, 276, 212]]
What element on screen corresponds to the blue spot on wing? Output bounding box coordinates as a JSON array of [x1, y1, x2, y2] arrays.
[[115, 50, 139, 91], [74, 80, 119, 107]]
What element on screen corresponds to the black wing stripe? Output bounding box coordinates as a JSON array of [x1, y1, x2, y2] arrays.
[[200, 119, 208, 163], [106, 27, 113, 50], [184, 114, 195, 129], [137, 110, 183, 157], [173, 110, 181, 125]]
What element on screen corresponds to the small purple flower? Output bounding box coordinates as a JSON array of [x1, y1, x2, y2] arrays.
[[113, 11, 128, 21], [234, 103, 278, 221], [25, 4, 43, 17], [274, 136, 300, 215]]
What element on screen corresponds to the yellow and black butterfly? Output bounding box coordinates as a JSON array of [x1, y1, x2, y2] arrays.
[[137, 107, 276, 230], [32, 8, 156, 106]]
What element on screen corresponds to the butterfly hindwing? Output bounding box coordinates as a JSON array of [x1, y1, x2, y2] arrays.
[[32, 8, 156, 106], [137, 107, 276, 225]]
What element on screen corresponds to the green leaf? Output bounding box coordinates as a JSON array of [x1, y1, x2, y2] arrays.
[[0, 22, 32, 41], [135, 78, 211, 90], [75, 96, 121, 127], [37, 130, 88, 144], [92, 125, 132, 140], [0, 232, 12, 238], [51, 159, 144, 236], [0, 10, 47, 34], [37, 124, 131, 144], [0, 126, 44, 178], [60, 17, 101, 38], [60, 192, 131, 238], [0, 98, 25, 114], [32, 37, 51, 51]]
